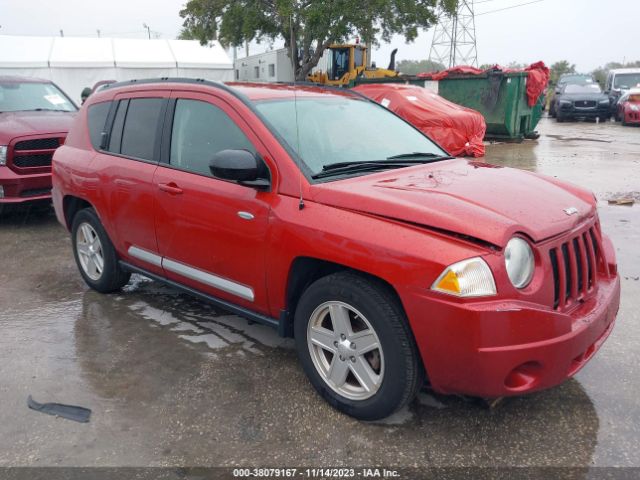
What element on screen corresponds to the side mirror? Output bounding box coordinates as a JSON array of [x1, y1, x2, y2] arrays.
[[209, 149, 270, 190]]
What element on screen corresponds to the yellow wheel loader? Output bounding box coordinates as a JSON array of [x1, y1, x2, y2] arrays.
[[307, 44, 400, 87]]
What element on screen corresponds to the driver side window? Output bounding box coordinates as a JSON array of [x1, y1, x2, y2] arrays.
[[170, 99, 255, 176]]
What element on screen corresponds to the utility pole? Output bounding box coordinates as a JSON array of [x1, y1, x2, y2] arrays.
[[59, 29, 64, 37], [143, 23, 151, 39], [429, 0, 478, 68], [96, 29, 101, 38]]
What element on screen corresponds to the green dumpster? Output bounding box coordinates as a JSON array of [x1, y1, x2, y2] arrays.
[[436, 71, 539, 141]]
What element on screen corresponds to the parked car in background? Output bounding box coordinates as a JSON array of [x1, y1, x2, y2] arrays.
[[549, 74, 596, 118], [615, 88, 640, 125], [53, 79, 619, 420], [0, 76, 77, 205], [554, 83, 611, 122], [605, 68, 640, 113]]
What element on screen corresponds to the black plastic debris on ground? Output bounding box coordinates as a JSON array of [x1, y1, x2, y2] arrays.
[[27, 395, 91, 423]]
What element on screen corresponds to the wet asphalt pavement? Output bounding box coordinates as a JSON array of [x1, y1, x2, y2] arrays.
[[0, 117, 639, 472]]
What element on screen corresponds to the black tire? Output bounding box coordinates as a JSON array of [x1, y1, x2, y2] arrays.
[[294, 271, 422, 420], [71, 208, 130, 293], [549, 102, 556, 118], [557, 113, 566, 123]]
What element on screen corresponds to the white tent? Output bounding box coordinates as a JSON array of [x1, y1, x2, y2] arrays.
[[0, 35, 234, 104]]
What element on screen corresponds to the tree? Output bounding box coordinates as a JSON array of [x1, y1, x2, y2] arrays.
[[396, 59, 445, 75], [549, 60, 575, 85], [180, 0, 455, 81]]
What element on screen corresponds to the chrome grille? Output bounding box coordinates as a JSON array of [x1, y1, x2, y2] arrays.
[[549, 224, 604, 310], [574, 100, 596, 108]]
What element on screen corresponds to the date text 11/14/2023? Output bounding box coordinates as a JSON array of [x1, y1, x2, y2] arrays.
[[232, 468, 401, 478]]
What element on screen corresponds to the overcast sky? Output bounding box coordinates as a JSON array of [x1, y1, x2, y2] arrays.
[[0, 0, 638, 72]]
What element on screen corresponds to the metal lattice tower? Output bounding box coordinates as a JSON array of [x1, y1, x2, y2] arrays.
[[429, 1, 478, 68]]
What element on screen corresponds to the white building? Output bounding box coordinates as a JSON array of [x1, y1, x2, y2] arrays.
[[234, 48, 294, 83], [0, 35, 234, 103]]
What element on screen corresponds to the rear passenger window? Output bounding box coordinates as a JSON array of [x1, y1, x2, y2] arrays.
[[170, 99, 255, 176], [87, 101, 111, 150], [108, 100, 128, 153], [120, 98, 164, 161]]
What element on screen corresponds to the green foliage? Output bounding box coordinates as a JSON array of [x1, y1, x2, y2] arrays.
[[396, 59, 445, 75], [549, 60, 575, 85], [179, 0, 447, 80]]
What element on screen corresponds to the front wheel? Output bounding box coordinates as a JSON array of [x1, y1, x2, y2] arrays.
[[71, 208, 130, 293], [294, 272, 422, 420]]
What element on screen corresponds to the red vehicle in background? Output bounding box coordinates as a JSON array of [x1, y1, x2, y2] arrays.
[[53, 79, 619, 420], [0, 76, 77, 205], [616, 88, 640, 125]]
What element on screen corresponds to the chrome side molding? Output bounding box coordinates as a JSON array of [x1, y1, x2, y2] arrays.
[[128, 246, 163, 267], [127, 245, 255, 302]]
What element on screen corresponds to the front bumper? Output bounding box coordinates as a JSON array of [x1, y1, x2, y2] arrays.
[[0, 166, 52, 203], [403, 274, 620, 398], [559, 104, 611, 119], [623, 110, 640, 124]]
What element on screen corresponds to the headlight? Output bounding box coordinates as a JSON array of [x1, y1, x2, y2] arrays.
[[599, 99, 610, 105], [431, 257, 496, 297], [559, 100, 571, 106], [505, 237, 534, 289], [0, 146, 7, 166], [630, 104, 639, 111]]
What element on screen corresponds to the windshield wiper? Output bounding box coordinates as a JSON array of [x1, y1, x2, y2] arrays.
[[312, 154, 454, 179], [387, 152, 453, 160], [32, 108, 70, 112], [312, 160, 435, 179]]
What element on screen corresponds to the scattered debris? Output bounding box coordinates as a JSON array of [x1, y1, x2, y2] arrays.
[[607, 197, 635, 206], [481, 397, 505, 410], [27, 395, 91, 423]]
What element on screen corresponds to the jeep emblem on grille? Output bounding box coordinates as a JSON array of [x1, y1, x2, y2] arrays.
[[564, 207, 579, 216]]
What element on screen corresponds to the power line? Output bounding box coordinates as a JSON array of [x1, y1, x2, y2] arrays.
[[476, 0, 545, 17]]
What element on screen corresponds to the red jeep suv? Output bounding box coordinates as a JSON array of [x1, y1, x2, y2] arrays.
[[0, 76, 77, 205], [52, 79, 620, 420]]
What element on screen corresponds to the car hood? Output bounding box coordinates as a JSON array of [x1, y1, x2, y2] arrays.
[[559, 92, 608, 102], [309, 159, 596, 247], [0, 110, 76, 144]]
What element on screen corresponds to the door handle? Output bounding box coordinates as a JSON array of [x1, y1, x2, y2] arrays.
[[158, 182, 183, 195]]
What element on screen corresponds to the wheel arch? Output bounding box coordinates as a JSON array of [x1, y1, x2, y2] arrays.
[[62, 195, 93, 231], [281, 257, 405, 338]]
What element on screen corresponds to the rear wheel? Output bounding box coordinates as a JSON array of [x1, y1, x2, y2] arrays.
[[71, 208, 130, 292], [294, 272, 422, 420]]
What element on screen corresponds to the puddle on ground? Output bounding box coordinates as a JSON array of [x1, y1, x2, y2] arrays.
[[121, 274, 294, 357]]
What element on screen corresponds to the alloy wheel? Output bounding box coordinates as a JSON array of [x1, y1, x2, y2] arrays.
[[307, 301, 384, 401], [76, 222, 104, 281]]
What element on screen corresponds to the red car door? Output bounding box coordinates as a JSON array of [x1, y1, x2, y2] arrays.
[[152, 91, 275, 314], [92, 91, 168, 276]]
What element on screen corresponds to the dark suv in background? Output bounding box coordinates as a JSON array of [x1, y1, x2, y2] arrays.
[[553, 83, 611, 122], [549, 74, 597, 118], [0, 76, 76, 206]]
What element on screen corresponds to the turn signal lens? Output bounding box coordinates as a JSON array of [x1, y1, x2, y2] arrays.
[[0, 146, 7, 166], [431, 257, 497, 297]]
